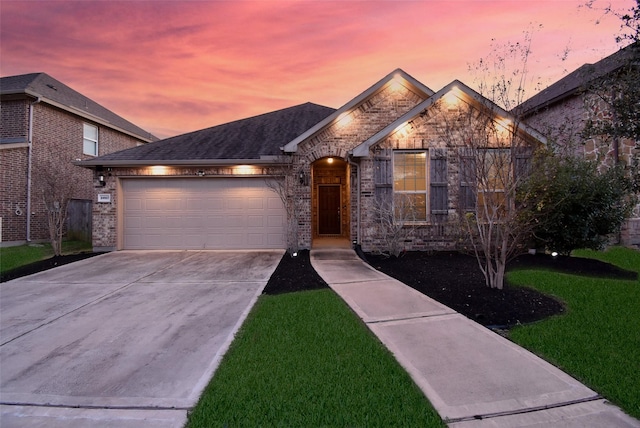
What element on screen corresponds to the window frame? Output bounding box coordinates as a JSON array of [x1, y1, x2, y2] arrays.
[[392, 150, 429, 222], [83, 123, 99, 156]]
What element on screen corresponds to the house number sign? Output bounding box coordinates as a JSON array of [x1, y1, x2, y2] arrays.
[[97, 194, 111, 203]]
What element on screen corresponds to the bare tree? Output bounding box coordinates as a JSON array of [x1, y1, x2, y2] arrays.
[[33, 141, 84, 256], [264, 155, 301, 255], [369, 192, 418, 258], [434, 98, 536, 289], [435, 33, 542, 289]]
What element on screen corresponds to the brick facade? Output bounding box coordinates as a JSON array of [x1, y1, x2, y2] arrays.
[[88, 78, 543, 253], [1, 99, 148, 244]]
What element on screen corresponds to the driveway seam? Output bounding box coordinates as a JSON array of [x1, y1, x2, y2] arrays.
[[1, 251, 202, 347], [0, 401, 191, 411]]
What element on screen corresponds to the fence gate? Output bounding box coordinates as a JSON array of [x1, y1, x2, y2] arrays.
[[66, 199, 92, 242]]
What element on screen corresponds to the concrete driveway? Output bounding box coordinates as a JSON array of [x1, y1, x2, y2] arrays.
[[0, 250, 284, 428]]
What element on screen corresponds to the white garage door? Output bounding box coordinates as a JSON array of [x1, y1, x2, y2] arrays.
[[122, 178, 286, 250]]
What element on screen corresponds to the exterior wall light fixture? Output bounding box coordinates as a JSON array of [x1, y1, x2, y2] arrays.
[[298, 169, 309, 186]]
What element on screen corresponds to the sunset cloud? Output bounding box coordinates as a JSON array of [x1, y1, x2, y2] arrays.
[[1, 0, 632, 139]]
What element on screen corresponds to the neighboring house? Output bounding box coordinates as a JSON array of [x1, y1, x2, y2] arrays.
[[518, 42, 640, 248], [79, 69, 545, 253], [0, 72, 157, 245]]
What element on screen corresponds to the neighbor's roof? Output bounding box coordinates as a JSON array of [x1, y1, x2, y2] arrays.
[[0, 72, 157, 142], [517, 41, 639, 116], [79, 102, 336, 167]]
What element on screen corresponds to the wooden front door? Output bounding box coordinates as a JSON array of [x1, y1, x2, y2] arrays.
[[318, 185, 341, 235]]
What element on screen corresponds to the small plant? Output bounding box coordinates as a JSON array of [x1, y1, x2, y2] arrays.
[[369, 193, 417, 257]]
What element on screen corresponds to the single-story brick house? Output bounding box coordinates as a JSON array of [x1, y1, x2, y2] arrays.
[[1, 73, 156, 245], [517, 42, 640, 247], [79, 69, 546, 252]]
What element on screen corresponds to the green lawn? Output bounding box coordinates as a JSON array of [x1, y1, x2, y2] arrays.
[[507, 247, 640, 419], [0, 240, 92, 274], [186, 289, 444, 427]]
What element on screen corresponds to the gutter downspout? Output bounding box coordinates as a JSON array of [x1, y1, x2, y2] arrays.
[[27, 97, 41, 242], [347, 153, 360, 246]]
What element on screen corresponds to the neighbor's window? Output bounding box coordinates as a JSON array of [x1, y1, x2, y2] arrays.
[[83, 123, 98, 156], [393, 151, 427, 221]]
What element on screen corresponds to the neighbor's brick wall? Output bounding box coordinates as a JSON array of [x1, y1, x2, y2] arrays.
[[1, 99, 29, 139], [0, 148, 29, 241], [525, 92, 640, 248], [1, 100, 147, 243], [1, 100, 30, 241]]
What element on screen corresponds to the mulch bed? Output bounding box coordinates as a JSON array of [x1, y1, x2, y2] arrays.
[[263, 248, 636, 328], [263, 250, 329, 295], [0, 253, 101, 282], [365, 251, 636, 327]]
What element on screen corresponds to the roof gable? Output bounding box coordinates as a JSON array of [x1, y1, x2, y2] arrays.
[[282, 69, 434, 153], [80, 102, 335, 166], [0, 72, 157, 142], [353, 80, 546, 157]]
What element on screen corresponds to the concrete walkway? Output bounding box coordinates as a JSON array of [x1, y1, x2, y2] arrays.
[[310, 248, 640, 428]]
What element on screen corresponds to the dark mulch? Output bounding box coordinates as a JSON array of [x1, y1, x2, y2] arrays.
[[0, 253, 101, 282], [263, 250, 329, 295], [364, 251, 637, 327]]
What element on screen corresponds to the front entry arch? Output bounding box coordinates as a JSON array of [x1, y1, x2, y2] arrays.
[[312, 157, 350, 240]]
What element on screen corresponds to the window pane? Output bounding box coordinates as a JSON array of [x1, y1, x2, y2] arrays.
[[394, 193, 427, 221], [83, 139, 97, 156], [83, 123, 98, 140], [394, 152, 426, 192], [482, 149, 510, 190]]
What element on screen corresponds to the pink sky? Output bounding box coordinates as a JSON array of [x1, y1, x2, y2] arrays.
[[1, 0, 634, 139]]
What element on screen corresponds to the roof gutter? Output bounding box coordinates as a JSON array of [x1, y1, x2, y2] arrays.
[[74, 158, 287, 168]]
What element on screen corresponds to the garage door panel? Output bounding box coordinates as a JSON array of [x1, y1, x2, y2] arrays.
[[145, 199, 181, 211], [267, 215, 284, 227], [224, 216, 245, 227], [247, 215, 264, 226], [267, 197, 283, 209], [122, 178, 285, 250]]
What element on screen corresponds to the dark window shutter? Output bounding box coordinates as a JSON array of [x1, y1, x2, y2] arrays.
[[514, 146, 533, 181], [460, 148, 476, 211], [430, 149, 448, 221], [374, 148, 392, 203]]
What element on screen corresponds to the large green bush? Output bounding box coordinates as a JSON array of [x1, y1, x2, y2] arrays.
[[519, 154, 636, 255]]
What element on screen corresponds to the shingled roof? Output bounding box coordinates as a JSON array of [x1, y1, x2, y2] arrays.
[[517, 42, 639, 116], [79, 102, 336, 166], [0, 72, 157, 142]]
